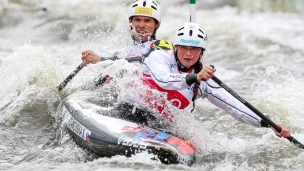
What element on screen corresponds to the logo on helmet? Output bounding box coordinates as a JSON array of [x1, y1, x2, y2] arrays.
[[135, 7, 153, 16], [188, 25, 196, 29], [180, 38, 200, 45]]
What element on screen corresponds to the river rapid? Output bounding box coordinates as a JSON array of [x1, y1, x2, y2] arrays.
[[1, 0, 304, 170]]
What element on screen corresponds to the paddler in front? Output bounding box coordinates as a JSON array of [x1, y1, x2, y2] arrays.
[[119, 22, 291, 139]]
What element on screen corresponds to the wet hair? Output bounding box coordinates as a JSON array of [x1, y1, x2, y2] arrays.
[[190, 51, 204, 113]]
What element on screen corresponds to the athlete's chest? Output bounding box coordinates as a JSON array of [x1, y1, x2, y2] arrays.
[[119, 42, 152, 57]]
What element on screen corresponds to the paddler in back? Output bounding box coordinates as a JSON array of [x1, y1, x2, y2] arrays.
[[81, 0, 163, 65]]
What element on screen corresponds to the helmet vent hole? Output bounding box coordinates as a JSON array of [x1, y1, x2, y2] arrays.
[[132, 4, 138, 8], [143, 1, 146, 7], [151, 6, 157, 10], [198, 34, 204, 39], [152, 1, 158, 6], [198, 29, 205, 35], [189, 30, 193, 36], [178, 33, 184, 36], [178, 27, 184, 31]]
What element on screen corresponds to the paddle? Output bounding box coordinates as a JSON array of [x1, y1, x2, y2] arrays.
[[210, 73, 304, 149], [57, 63, 84, 92], [57, 56, 144, 92]]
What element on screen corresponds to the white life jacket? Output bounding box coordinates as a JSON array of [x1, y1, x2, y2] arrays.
[[141, 50, 263, 127], [114, 41, 155, 58]]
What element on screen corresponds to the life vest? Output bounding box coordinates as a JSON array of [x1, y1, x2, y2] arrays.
[[144, 40, 174, 58]]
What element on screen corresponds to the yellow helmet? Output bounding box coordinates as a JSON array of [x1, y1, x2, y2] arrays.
[[128, 0, 161, 22]]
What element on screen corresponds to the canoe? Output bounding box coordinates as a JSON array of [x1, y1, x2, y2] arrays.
[[59, 91, 196, 166]]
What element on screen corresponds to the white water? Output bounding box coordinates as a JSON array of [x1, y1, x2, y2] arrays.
[[1, 0, 304, 170]]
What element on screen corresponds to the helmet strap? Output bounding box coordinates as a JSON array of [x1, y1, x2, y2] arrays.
[[199, 50, 204, 58], [176, 59, 192, 72]]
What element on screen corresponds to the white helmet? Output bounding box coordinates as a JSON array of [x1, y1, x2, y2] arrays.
[[128, 0, 161, 22], [173, 23, 208, 50]]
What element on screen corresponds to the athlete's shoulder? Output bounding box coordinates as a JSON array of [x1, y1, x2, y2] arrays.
[[144, 39, 174, 57], [152, 40, 174, 50], [145, 48, 175, 66], [149, 47, 174, 57]]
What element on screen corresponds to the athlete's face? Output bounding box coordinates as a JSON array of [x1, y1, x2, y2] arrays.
[[129, 16, 160, 42], [176, 46, 202, 67]]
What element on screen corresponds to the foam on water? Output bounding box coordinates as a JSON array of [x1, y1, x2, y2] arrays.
[[0, 44, 63, 125]]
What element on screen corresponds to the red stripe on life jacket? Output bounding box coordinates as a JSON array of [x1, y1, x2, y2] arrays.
[[142, 78, 190, 109], [140, 76, 190, 121]]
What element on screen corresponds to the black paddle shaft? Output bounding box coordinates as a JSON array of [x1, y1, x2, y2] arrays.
[[57, 63, 84, 92], [211, 75, 304, 149], [56, 56, 144, 92]]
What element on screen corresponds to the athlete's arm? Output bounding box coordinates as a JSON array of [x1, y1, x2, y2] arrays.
[[101, 56, 143, 63], [81, 50, 143, 65], [199, 80, 265, 127], [143, 50, 189, 90]]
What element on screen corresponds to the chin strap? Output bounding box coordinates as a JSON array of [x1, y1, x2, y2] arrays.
[[176, 59, 192, 72]]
